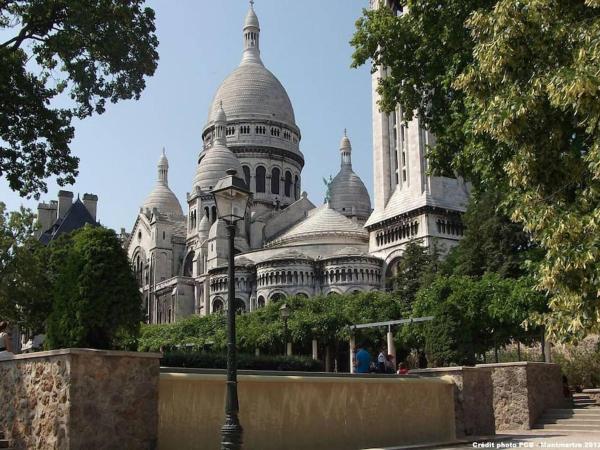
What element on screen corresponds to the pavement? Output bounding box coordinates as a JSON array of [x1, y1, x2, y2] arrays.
[[364, 430, 600, 450]]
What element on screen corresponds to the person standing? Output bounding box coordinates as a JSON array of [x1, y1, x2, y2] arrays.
[[377, 346, 387, 373], [354, 343, 371, 374], [0, 321, 13, 357]]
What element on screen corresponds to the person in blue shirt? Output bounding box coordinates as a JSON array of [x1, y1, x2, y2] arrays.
[[354, 343, 371, 374]]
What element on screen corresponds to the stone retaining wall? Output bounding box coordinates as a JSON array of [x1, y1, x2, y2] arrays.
[[413, 362, 567, 434], [477, 362, 567, 431], [0, 349, 160, 450], [412, 366, 495, 437]]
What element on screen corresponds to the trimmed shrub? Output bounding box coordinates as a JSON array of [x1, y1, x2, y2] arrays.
[[161, 351, 324, 372]]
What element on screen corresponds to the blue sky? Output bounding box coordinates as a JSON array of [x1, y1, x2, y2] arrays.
[[0, 0, 374, 232]]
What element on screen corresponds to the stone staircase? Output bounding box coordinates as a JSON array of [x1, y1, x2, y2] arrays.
[[0, 431, 11, 449], [533, 393, 600, 432]]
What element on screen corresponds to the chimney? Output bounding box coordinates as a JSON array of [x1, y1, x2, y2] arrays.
[[82, 193, 98, 222], [36, 201, 58, 237], [57, 190, 73, 219]]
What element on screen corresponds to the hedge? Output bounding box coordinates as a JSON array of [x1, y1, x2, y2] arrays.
[[161, 350, 324, 372]]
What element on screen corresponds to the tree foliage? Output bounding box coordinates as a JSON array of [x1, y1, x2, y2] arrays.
[[410, 274, 547, 366], [0, 0, 158, 197], [352, 0, 600, 339], [456, 0, 600, 339], [139, 292, 412, 355], [445, 190, 541, 279], [387, 239, 439, 303], [46, 226, 142, 349], [0, 202, 51, 332]]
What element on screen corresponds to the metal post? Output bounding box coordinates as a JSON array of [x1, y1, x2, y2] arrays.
[[221, 223, 243, 449], [312, 339, 318, 360]]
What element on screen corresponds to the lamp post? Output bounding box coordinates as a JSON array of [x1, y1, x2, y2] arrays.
[[279, 303, 291, 356], [212, 168, 252, 450]]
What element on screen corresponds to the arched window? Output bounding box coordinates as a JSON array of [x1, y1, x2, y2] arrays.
[[213, 299, 224, 313], [271, 168, 280, 194], [183, 251, 195, 277], [294, 175, 300, 200], [235, 298, 246, 314], [257, 296, 265, 308], [256, 166, 266, 193], [284, 171, 292, 197], [242, 166, 251, 189]]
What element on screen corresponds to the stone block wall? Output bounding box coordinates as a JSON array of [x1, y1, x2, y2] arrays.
[[413, 362, 566, 435], [476, 362, 568, 431], [412, 367, 495, 437], [0, 349, 160, 450]]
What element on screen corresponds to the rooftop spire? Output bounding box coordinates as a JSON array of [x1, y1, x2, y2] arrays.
[[339, 130, 352, 167], [241, 1, 262, 65], [158, 148, 169, 185], [213, 101, 227, 144]]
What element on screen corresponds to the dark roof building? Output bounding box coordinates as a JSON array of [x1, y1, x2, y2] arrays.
[[37, 191, 99, 244]]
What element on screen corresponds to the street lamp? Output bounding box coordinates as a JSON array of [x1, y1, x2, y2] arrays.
[[279, 303, 291, 356], [212, 168, 252, 450]]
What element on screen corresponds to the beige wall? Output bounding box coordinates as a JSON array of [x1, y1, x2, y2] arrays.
[[0, 349, 160, 450], [158, 371, 456, 450]]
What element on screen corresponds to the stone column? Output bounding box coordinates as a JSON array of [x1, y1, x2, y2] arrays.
[[312, 339, 318, 361], [286, 342, 292, 356], [387, 329, 396, 364], [349, 334, 356, 374]]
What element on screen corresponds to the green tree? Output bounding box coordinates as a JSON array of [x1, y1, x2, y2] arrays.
[[446, 190, 540, 279], [411, 274, 546, 366], [1, 0, 158, 198], [352, 1, 600, 339], [388, 239, 439, 303], [46, 226, 142, 349], [0, 202, 51, 332], [456, 0, 600, 339]]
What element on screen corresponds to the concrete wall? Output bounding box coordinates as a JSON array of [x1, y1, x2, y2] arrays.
[[412, 367, 495, 438], [158, 369, 456, 450], [0, 349, 160, 450]]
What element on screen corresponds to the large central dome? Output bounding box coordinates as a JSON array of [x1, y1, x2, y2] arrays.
[[204, 3, 297, 131], [208, 63, 296, 126]]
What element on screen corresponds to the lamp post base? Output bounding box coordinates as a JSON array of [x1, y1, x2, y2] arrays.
[[221, 414, 243, 450]]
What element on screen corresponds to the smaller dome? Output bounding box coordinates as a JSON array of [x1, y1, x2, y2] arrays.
[[198, 215, 210, 238], [142, 150, 183, 216], [142, 184, 183, 216], [335, 246, 366, 257], [329, 131, 371, 219], [193, 144, 244, 192]]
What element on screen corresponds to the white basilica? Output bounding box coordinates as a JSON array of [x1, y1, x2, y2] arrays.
[[127, 2, 469, 324]]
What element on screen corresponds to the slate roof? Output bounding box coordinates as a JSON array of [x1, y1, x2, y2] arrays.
[[39, 199, 98, 244]]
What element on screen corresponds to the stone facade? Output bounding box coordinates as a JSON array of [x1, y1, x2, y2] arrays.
[[126, 4, 384, 324], [412, 367, 495, 438], [0, 349, 160, 450], [412, 362, 568, 435], [366, 0, 470, 284]]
